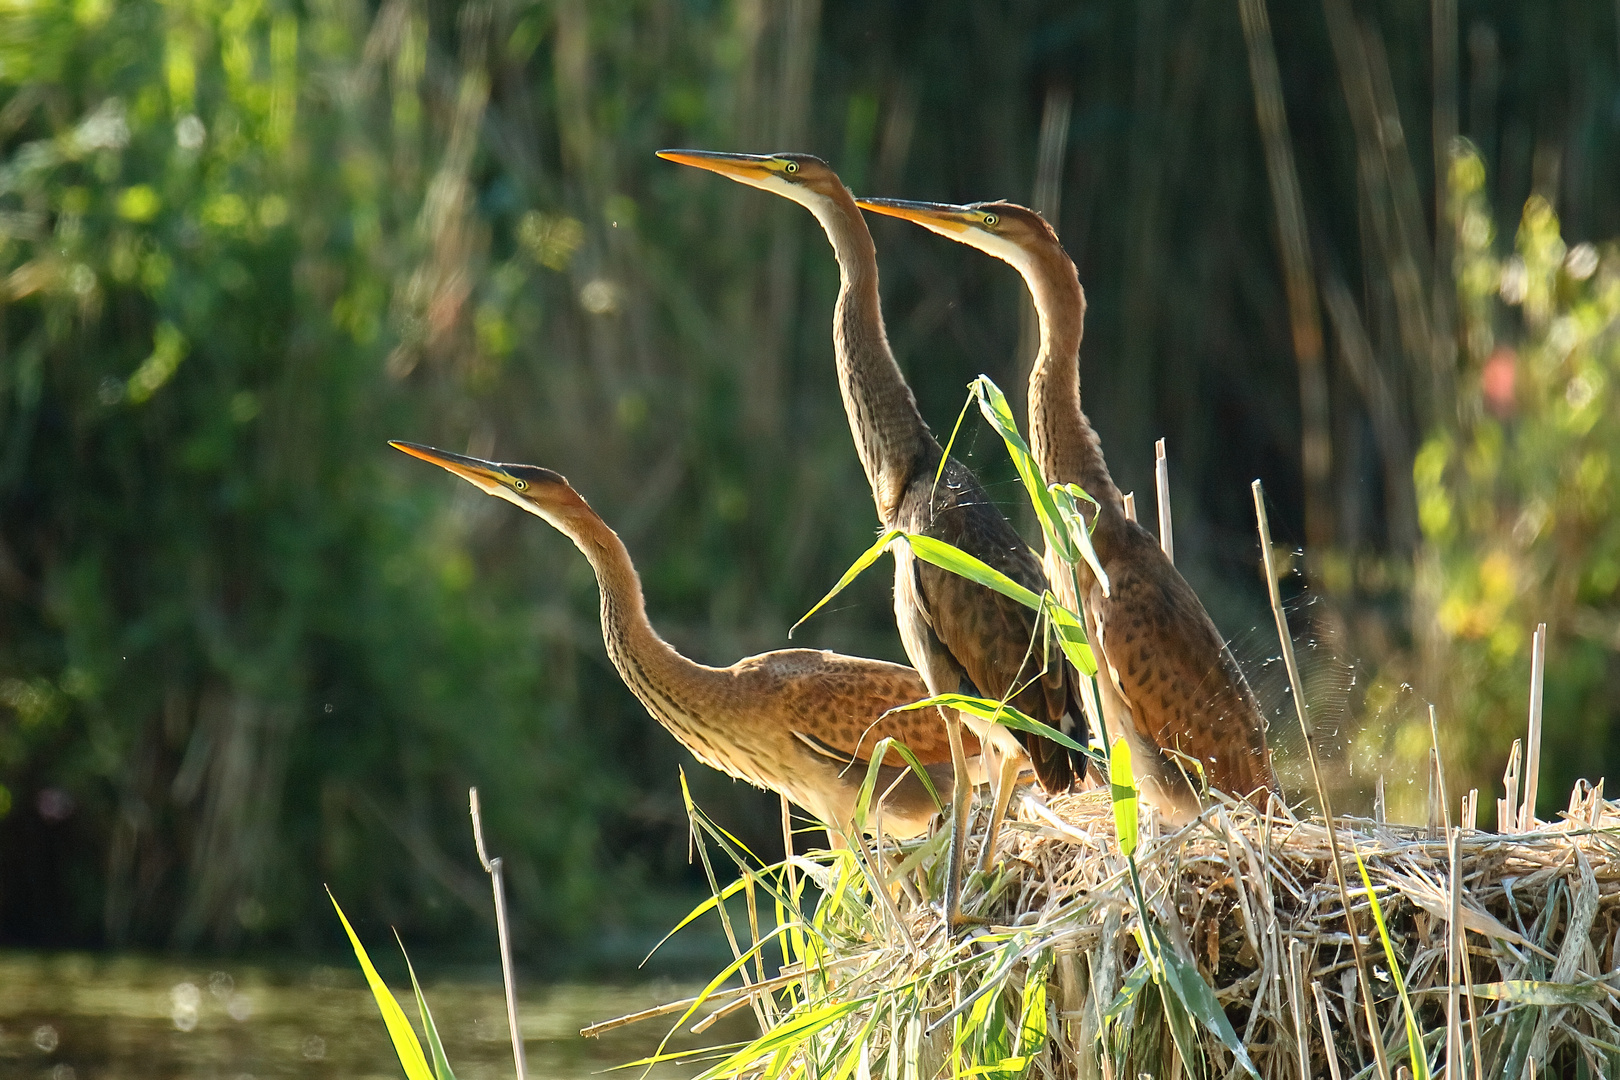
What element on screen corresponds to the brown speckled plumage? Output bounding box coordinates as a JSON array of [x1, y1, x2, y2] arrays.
[[857, 199, 1279, 823]]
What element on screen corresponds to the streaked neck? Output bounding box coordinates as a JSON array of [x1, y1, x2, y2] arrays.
[[806, 186, 932, 524], [552, 506, 729, 738], [1025, 251, 1124, 525]]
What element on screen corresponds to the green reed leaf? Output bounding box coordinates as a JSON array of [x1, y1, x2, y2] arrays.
[[329, 889, 434, 1080]]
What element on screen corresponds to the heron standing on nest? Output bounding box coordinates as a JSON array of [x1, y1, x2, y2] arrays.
[[392, 440, 982, 845], [856, 197, 1279, 823], [658, 151, 1088, 924]]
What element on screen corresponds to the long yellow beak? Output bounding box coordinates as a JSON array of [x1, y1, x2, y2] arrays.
[[389, 440, 510, 491], [855, 197, 976, 233], [656, 149, 779, 183]]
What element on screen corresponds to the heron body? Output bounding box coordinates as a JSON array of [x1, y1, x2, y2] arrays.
[[660, 151, 1087, 921], [391, 441, 976, 841], [856, 198, 1280, 824], [658, 150, 1086, 791]]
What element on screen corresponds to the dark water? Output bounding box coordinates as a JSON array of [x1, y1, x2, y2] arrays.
[[0, 952, 751, 1079]]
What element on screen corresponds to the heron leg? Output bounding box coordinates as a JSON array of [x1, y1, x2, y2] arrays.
[[975, 749, 1023, 877], [943, 708, 971, 928]]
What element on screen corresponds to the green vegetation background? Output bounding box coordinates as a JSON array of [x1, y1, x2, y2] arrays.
[[1, 0, 1616, 959]]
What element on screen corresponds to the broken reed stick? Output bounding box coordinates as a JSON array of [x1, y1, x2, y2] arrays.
[[1522, 622, 1547, 831], [1251, 480, 1391, 1080], [1123, 491, 1137, 523], [1501, 739, 1522, 834], [1445, 826, 1461, 1080], [580, 967, 809, 1039], [1427, 749, 1439, 838], [1311, 981, 1345, 1080], [691, 990, 757, 1034], [1288, 938, 1310, 1080], [470, 787, 529, 1080], [1429, 704, 1453, 832], [1155, 439, 1174, 563], [779, 793, 797, 972], [1430, 695, 1486, 1071]]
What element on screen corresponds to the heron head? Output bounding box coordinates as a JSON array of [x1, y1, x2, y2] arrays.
[[657, 149, 848, 210], [855, 197, 1062, 277], [389, 441, 586, 527]]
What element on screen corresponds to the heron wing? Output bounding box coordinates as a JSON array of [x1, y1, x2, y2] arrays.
[[1090, 535, 1277, 801]]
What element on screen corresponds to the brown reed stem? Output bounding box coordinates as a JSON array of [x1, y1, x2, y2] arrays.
[[1523, 622, 1547, 830], [1252, 480, 1390, 1080], [1312, 981, 1346, 1080], [470, 786, 528, 1080]]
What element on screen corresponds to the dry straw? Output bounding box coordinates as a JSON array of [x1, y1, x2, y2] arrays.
[[587, 586, 1617, 1076], [594, 782, 1619, 1079]]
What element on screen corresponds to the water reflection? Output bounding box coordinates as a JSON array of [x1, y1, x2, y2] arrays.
[[0, 952, 748, 1078]]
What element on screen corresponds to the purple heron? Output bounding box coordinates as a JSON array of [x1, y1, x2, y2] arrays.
[[658, 151, 1087, 923], [856, 197, 1279, 823], [392, 440, 982, 844]]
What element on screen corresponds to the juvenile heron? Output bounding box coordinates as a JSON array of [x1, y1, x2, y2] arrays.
[[392, 440, 979, 844], [658, 150, 1087, 923], [856, 197, 1279, 823]]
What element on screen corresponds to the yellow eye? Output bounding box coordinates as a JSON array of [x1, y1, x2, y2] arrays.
[[983, 213, 998, 227], [513, 479, 528, 491], [783, 161, 798, 173]]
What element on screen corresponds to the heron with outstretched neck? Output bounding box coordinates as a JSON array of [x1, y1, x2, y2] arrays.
[[392, 440, 982, 845], [855, 197, 1280, 823], [658, 150, 1088, 924]]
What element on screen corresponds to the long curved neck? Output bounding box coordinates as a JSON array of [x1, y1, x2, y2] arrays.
[[549, 503, 731, 740], [1024, 250, 1125, 526], [806, 186, 933, 524]]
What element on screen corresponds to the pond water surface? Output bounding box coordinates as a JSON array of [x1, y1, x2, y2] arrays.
[[0, 951, 753, 1079]]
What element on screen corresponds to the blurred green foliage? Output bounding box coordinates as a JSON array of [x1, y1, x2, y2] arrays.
[[0, 0, 1616, 954], [1407, 146, 1620, 809]]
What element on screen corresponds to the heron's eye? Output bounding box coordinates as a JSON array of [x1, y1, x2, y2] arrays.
[[783, 161, 799, 173], [513, 479, 528, 491], [983, 213, 999, 227]]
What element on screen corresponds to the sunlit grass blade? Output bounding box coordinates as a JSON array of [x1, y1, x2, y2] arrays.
[[651, 922, 800, 1067], [1013, 952, 1050, 1059], [328, 888, 434, 1080], [696, 997, 870, 1079], [395, 930, 457, 1080], [968, 376, 1072, 565], [1041, 598, 1097, 676], [793, 530, 1043, 640], [790, 529, 904, 636], [1109, 737, 1138, 858], [1153, 968, 1204, 1079], [1354, 847, 1431, 1080], [887, 692, 1084, 752], [933, 383, 977, 500], [1154, 928, 1258, 1077], [827, 1015, 877, 1080], [1102, 962, 1154, 1027], [640, 874, 754, 968], [904, 534, 1043, 611], [1051, 483, 1110, 596], [608, 1041, 751, 1071], [851, 736, 945, 834]]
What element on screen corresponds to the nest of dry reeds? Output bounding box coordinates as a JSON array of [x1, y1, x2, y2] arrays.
[[988, 784, 1620, 1079], [594, 780, 1619, 1080]]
